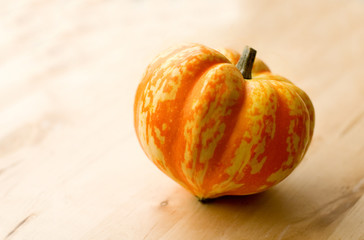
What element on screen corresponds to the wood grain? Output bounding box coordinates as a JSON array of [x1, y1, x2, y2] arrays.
[[0, 0, 363, 239]]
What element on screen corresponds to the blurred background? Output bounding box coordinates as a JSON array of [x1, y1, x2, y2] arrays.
[[1, 0, 363, 137], [0, 0, 364, 239]]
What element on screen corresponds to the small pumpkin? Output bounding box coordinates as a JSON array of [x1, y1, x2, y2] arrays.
[[134, 43, 314, 201]]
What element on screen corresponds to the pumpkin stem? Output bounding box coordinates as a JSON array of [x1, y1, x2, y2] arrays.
[[236, 46, 257, 79]]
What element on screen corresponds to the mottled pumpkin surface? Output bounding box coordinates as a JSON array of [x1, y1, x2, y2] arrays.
[[134, 43, 314, 199]]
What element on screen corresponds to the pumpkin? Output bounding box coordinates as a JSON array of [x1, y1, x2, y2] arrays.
[[134, 43, 315, 201]]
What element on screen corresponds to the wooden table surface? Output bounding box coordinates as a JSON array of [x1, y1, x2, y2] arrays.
[[1, 0, 364, 239]]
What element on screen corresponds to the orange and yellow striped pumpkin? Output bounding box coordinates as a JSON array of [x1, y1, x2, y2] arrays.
[[134, 43, 315, 201]]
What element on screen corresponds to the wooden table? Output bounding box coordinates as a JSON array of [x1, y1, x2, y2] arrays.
[[1, 0, 364, 239]]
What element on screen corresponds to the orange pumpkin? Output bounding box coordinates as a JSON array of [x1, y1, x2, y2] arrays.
[[134, 43, 314, 201]]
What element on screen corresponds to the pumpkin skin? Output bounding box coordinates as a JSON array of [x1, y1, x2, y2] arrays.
[[134, 43, 315, 200]]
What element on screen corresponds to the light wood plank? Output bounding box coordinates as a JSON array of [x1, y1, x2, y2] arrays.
[[0, 0, 364, 239]]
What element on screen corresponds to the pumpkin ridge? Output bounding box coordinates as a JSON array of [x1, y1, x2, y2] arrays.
[[199, 74, 247, 194], [159, 53, 231, 189], [206, 80, 280, 197], [260, 79, 310, 185], [134, 44, 195, 139], [172, 62, 239, 192], [288, 85, 315, 149], [285, 83, 313, 157], [135, 44, 230, 182], [186, 63, 246, 197]]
